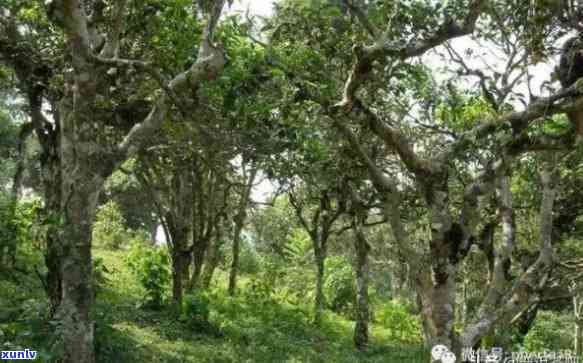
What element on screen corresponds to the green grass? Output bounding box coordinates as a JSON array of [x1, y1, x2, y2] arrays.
[[93, 247, 428, 363]]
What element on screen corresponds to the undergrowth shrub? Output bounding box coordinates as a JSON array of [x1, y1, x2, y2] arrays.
[[0, 194, 56, 359], [245, 257, 280, 303], [181, 292, 210, 326], [0, 194, 43, 268], [266, 229, 314, 305], [0, 283, 56, 361], [125, 242, 170, 309], [324, 255, 355, 317], [376, 300, 422, 343], [523, 311, 573, 352]]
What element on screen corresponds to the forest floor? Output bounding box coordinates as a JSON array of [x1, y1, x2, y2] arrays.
[[93, 248, 428, 363]]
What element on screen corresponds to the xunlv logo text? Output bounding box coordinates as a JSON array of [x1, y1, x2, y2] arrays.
[[1, 350, 38, 360]]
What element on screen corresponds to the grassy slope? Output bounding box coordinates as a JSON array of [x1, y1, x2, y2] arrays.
[[93, 248, 428, 363]]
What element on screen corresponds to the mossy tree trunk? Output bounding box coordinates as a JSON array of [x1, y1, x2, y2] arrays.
[[352, 207, 370, 350], [228, 216, 245, 296], [43, 147, 64, 317], [313, 244, 326, 326], [57, 180, 103, 363], [168, 170, 194, 307]]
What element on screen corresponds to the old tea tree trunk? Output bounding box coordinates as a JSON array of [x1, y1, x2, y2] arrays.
[[57, 105, 105, 362], [12, 1, 228, 362], [351, 196, 371, 350], [167, 170, 194, 307]]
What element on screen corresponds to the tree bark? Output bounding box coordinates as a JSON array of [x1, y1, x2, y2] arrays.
[[57, 186, 101, 363], [314, 246, 326, 327], [420, 177, 463, 360], [574, 291, 583, 356], [228, 217, 244, 295], [46, 228, 63, 317], [52, 79, 113, 361], [43, 166, 64, 316], [41, 166, 63, 317], [201, 256, 219, 289], [188, 165, 222, 290], [576, 321, 583, 357], [170, 242, 191, 307], [228, 166, 256, 296], [168, 170, 193, 307], [171, 251, 191, 307], [288, 189, 344, 327], [353, 214, 370, 350], [17, 96, 64, 317], [190, 239, 208, 289], [458, 157, 558, 351], [393, 248, 408, 300], [201, 228, 224, 289]]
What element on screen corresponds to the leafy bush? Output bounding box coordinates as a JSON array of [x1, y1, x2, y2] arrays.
[[182, 292, 210, 326], [243, 255, 282, 304], [246, 274, 277, 303], [0, 284, 56, 361], [523, 311, 573, 352], [93, 201, 130, 250], [125, 243, 170, 309], [0, 194, 42, 267], [324, 255, 355, 316], [376, 300, 423, 343], [0, 194, 55, 358]]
